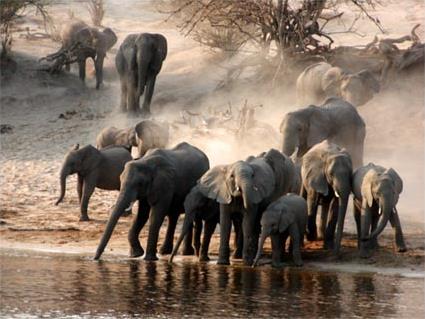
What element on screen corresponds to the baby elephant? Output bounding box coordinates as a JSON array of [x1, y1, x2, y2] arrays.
[[352, 163, 406, 258], [55, 144, 132, 221], [253, 194, 307, 268], [96, 126, 137, 150]]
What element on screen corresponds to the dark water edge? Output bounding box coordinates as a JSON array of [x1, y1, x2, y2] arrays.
[[1, 250, 424, 318]]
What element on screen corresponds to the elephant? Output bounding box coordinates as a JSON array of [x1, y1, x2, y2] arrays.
[[198, 149, 298, 266], [169, 184, 243, 263], [134, 119, 169, 157], [296, 62, 380, 107], [301, 140, 353, 255], [116, 33, 167, 116], [55, 144, 132, 221], [58, 20, 117, 89], [96, 126, 137, 150], [352, 163, 406, 257], [253, 194, 307, 268], [94, 142, 209, 260], [280, 97, 365, 169]]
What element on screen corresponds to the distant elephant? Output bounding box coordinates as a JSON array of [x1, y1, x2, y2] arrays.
[[116, 33, 167, 115], [352, 163, 406, 258], [280, 97, 365, 169], [198, 149, 298, 266], [301, 140, 353, 255], [134, 119, 169, 157], [296, 62, 380, 107], [169, 184, 243, 263], [55, 144, 132, 221], [94, 142, 209, 260], [96, 126, 137, 150], [253, 194, 307, 267], [58, 20, 117, 89]]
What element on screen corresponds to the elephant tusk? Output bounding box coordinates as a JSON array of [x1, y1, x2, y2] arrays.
[[236, 186, 240, 192], [334, 190, 340, 198], [126, 201, 136, 211]]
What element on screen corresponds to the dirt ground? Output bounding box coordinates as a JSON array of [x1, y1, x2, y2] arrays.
[[1, 1, 424, 274]]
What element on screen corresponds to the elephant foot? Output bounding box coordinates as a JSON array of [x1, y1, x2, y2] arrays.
[[130, 246, 144, 258], [144, 253, 159, 261], [324, 240, 334, 250], [79, 215, 90, 222], [199, 255, 210, 262], [217, 258, 230, 265], [293, 257, 303, 267], [232, 250, 243, 259], [359, 248, 372, 259], [181, 246, 195, 256], [243, 258, 254, 266], [140, 109, 151, 118], [397, 244, 407, 253], [159, 245, 173, 255], [306, 232, 318, 241]]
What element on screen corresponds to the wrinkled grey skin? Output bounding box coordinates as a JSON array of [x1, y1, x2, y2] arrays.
[[280, 97, 365, 169], [169, 185, 243, 263], [301, 140, 353, 255], [134, 120, 169, 157], [96, 127, 137, 150], [296, 62, 380, 107], [116, 33, 167, 116], [253, 194, 307, 268], [55, 144, 132, 221], [352, 163, 406, 258], [94, 142, 209, 260], [198, 149, 298, 266], [59, 21, 117, 89]]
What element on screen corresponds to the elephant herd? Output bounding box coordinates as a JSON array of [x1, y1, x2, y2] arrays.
[[53, 23, 406, 267]]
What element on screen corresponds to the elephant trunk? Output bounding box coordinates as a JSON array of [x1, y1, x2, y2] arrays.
[[369, 201, 392, 239], [252, 233, 267, 267], [94, 192, 131, 260], [334, 195, 349, 254], [281, 134, 297, 157], [169, 211, 196, 263], [55, 167, 70, 205]]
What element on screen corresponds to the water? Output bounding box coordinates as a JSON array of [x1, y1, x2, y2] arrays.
[[1, 250, 424, 318]]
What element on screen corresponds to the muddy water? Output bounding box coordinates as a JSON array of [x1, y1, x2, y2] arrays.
[[1, 251, 424, 318]]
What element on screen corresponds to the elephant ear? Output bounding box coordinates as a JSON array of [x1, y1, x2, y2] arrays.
[[250, 159, 276, 203], [361, 169, 377, 207], [306, 107, 331, 149], [386, 168, 403, 195], [321, 67, 344, 96], [261, 149, 293, 194], [198, 165, 232, 204], [80, 145, 101, 173], [302, 152, 328, 196], [148, 154, 177, 204], [278, 209, 296, 233], [357, 69, 380, 93]]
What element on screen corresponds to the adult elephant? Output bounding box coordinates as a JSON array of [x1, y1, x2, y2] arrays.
[[352, 163, 406, 257], [280, 97, 365, 169], [94, 142, 209, 260], [296, 62, 380, 107], [301, 140, 353, 255], [56, 20, 117, 89], [134, 120, 169, 157], [116, 33, 167, 116], [198, 149, 298, 266]]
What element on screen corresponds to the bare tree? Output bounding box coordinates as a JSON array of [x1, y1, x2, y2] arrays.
[[87, 0, 105, 27]]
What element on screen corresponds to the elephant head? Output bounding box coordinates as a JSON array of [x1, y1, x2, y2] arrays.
[[280, 106, 331, 159], [134, 120, 170, 157], [361, 167, 402, 240], [199, 158, 275, 264], [322, 67, 380, 106], [56, 144, 101, 205], [94, 155, 176, 260], [75, 26, 117, 55]]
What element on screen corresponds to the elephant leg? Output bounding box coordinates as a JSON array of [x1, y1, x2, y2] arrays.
[[306, 191, 319, 241], [289, 223, 303, 266], [78, 59, 86, 83], [181, 219, 196, 256], [80, 176, 96, 221], [319, 200, 330, 240], [217, 205, 232, 265], [77, 175, 83, 204], [127, 74, 139, 115], [144, 199, 171, 261], [389, 208, 407, 252], [232, 216, 243, 259], [141, 74, 157, 116], [353, 200, 362, 249], [119, 77, 128, 112], [188, 218, 201, 256], [128, 199, 150, 258], [94, 53, 105, 90], [199, 220, 217, 262], [360, 202, 373, 258], [159, 213, 179, 255], [65, 63, 70, 72], [282, 233, 289, 262], [324, 197, 338, 250], [370, 211, 380, 249], [271, 233, 284, 268]]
